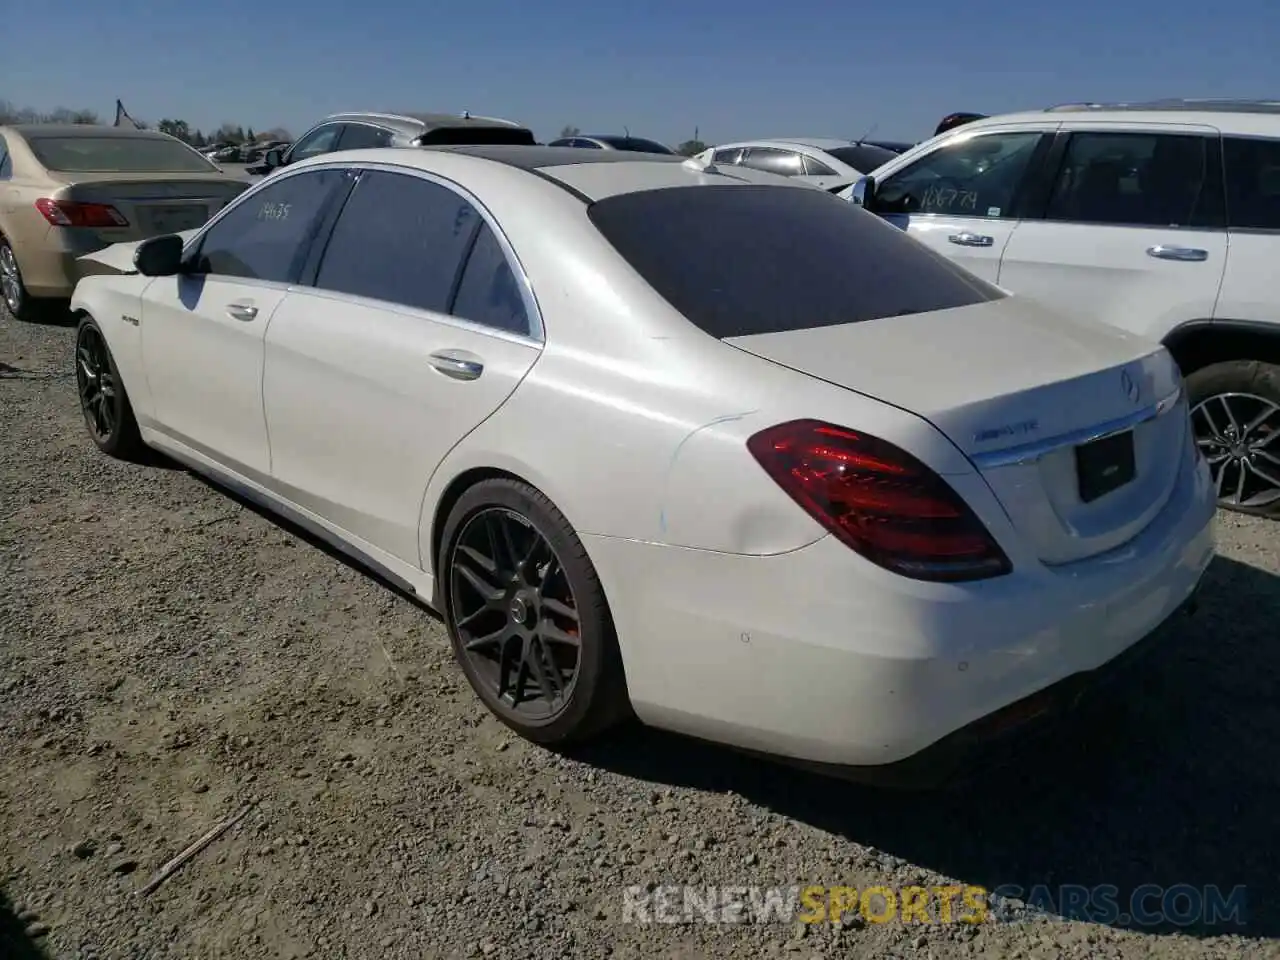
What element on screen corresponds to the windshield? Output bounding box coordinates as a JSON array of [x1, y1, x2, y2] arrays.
[[588, 185, 1003, 339], [28, 136, 219, 173], [596, 136, 675, 154], [826, 144, 898, 173]]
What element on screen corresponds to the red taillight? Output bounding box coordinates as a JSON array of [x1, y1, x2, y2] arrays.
[[35, 198, 129, 229], [747, 419, 1011, 582]]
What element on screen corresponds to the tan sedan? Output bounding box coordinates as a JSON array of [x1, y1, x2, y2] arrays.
[[0, 124, 251, 320]]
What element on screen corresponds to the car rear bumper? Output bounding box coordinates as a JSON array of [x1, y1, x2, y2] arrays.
[[15, 229, 111, 298], [584, 444, 1216, 777]]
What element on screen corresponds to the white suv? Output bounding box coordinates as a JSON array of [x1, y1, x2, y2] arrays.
[[846, 99, 1280, 518]]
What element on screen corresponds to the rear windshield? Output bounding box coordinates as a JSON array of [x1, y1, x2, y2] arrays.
[[587, 185, 1004, 338], [596, 136, 675, 155], [28, 136, 218, 173], [826, 144, 898, 172]]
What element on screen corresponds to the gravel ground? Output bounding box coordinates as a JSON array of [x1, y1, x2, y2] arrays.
[[2, 309, 1278, 960]]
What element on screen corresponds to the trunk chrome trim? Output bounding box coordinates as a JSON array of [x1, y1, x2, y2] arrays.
[[969, 385, 1184, 469]]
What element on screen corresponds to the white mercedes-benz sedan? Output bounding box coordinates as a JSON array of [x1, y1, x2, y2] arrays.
[[69, 145, 1216, 787]]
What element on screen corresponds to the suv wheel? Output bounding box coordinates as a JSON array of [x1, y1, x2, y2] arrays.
[[1187, 360, 1280, 517]]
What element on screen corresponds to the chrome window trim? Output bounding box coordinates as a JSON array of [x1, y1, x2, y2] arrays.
[[970, 384, 1184, 469]]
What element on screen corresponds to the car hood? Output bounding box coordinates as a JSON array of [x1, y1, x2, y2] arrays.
[[77, 228, 202, 276]]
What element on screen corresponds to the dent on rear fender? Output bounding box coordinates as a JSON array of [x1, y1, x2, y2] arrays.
[[656, 410, 827, 555]]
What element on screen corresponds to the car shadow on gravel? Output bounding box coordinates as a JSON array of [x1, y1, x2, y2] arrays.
[[0, 889, 49, 959], [571, 554, 1279, 940]]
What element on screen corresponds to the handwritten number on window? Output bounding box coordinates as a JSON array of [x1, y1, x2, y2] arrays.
[[258, 202, 291, 221]]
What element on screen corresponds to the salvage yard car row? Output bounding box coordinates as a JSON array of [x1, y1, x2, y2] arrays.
[[0, 99, 1275, 790]]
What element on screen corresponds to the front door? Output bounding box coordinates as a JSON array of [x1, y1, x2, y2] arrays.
[[140, 167, 349, 477], [870, 128, 1049, 283]]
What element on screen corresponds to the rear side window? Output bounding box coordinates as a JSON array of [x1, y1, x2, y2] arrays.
[[802, 155, 837, 177], [450, 223, 530, 335], [1223, 136, 1280, 230], [1045, 132, 1223, 228], [314, 170, 481, 312], [588, 185, 1004, 339]]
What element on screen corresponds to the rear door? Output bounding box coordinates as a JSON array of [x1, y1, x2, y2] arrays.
[[996, 124, 1228, 340], [868, 126, 1054, 283], [262, 167, 542, 566], [139, 167, 350, 476]]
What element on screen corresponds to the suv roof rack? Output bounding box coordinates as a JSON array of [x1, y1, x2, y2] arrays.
[[1045, 98, 1280, 115]]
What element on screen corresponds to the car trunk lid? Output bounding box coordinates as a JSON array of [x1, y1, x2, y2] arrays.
[[47, 175, 249, 246], [723, 296, 1187, 565]]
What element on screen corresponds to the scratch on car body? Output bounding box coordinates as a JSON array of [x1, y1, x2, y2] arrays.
[[658, 411, 757, 533]]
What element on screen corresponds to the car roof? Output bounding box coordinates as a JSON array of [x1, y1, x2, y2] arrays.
[[954, 100, 1280, 138], [288, 144, 817, 201]]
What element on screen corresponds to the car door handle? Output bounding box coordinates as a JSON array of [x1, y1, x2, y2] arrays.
[[226, 303, 258, 321], [948, 232, 995, 247], [1146, 245, 1208, 262], [428, 351, 484, 381]]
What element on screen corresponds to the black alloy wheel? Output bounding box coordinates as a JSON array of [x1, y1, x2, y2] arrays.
[[450, 507, 582, 721], [439, 478, 630, 743], [74, 317, 144, 459], [1187, 360, 1280, 518]]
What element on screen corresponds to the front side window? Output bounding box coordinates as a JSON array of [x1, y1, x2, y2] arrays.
[[1223, 136, 1280, 230], [1044, 132, 1220, 227], [451, 223, 530, 336], [338, 124, 393, 150], [288, 125, 343, 163], [588, 184, 1003, 339], [713, 147, 743, 165], [313, 170, 481, 313], [739, 148, 804, 177], [190, 169, 346, 283], [876, 131, 1042, 218]]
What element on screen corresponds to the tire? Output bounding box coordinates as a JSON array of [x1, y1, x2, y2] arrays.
[[1186, 359, 1280, 518], [74, 315, 146, 461], [437, 478, 631, 745], [0, 235, 38, 322]]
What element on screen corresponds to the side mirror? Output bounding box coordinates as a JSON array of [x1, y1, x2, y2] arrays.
[[850, 175, 876, 209], [264, 148, 284, 168], [133, 234, 185, 277]]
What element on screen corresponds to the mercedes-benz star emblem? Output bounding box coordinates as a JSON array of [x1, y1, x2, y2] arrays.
[[1120, 368, 1141, 405], [509, 597, 528, 624]]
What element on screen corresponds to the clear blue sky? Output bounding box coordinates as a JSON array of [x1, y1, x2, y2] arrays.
[[5, 0, 1280, 145]]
